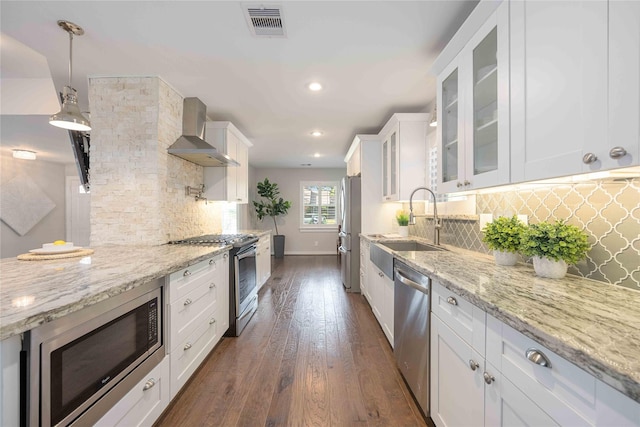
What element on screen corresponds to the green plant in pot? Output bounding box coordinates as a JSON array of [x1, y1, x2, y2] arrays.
[[396, 210, 409, 237], [520, 220, 590, 279], [481, 215, 526, 266], [253, 178, 291, 258]]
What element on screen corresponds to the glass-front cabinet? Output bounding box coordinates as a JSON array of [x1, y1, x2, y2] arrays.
[[382, 129, 398, 201], [437, 2, 509, 193]]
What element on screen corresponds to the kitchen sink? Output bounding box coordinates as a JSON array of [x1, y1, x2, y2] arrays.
[[370, 240, 445, 279], [378, 241, 445, 252]]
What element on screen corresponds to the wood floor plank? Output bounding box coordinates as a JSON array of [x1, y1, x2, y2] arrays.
[[156, 255, 427, 427]]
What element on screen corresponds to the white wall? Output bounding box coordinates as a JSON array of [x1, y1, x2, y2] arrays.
[[251, 167, 346, 255], [0, 154, 66, 257]]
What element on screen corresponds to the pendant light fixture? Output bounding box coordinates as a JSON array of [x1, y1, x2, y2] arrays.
[[49, 20, 91, 131]]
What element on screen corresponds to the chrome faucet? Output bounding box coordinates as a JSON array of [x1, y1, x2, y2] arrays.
[[409, 187, 441, 245]]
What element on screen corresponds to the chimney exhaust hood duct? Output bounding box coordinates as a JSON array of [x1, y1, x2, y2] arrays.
[[168, 97, 239, 167]]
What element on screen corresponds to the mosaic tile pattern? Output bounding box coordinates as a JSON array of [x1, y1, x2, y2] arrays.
[[410, 178, 640, 290]]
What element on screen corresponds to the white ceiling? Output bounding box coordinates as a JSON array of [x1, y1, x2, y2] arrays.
[[0, 1, 478, 168]]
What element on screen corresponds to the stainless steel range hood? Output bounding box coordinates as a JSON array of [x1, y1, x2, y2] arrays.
[[168, 97, 239, 167]]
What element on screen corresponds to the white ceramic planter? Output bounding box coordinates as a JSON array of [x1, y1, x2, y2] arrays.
[[494, 250, 518, 266], [398, 226, 409, 237], [532, 256, 568, 279]]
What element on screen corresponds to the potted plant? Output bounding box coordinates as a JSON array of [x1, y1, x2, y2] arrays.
[[521, 220, 590, 279], [253, 178, 291, 258], [481, 215, 526, 266], [396, 210, 410, 237]]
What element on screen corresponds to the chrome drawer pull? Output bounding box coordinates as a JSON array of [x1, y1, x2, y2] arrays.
[[223, 253, 229, 259], [183, 270, 191, 277], [209, 318, 216, 325], [446, 296, 458, 306], [469, 360, 479, 371], [483, 372, 495, 385], [142, 378, 156, 391], [209, 259, 215, 266], [526, 348, 552, 368], [209, 282, 216, 289], [183, 298, 192, 306], [609, 146, 627, 159], [184, 343, 192, 350]]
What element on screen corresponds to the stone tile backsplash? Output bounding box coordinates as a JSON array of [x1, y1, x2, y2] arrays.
[[410, 178, 640, 290]]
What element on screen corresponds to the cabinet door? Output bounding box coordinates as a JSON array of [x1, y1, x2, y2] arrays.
[[381, 273, 394, 347], [234, 141, 249, 203], [600, 0, 640, 170], [463, 2, 510, 189], [431, 314, 484, 427], [438, 59, 464, 194], [382, 139, 389, 200], [510, 0, 608, 182], [484, 368, 559, 427], [225, 131, 239, 202]]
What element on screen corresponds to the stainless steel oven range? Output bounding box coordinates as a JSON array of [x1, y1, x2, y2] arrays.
[[169, 234, 259, 336], [25, 278, 164, 427]]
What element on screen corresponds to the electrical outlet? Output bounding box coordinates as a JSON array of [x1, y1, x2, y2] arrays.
[[479, 214, 493, 230], [517, 214, 529, 225]]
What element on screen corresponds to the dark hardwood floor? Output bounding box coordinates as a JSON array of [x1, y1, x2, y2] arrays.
[[156, 255, 427, 427]]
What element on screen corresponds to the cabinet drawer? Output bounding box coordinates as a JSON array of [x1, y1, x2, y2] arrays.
[[486, 315, 595, 425], [432, 281, 486, 353], [95, 356, 170, 427], [168, 255, 224, 303], [168, 281, 219, 351], [170, 305, 222, 398]]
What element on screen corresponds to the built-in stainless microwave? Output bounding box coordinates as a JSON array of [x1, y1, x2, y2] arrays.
[[25, 278, 165, 427]]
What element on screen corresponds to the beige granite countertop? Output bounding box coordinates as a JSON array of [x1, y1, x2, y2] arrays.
[[0, 244, 233, 341], [361, 234, 640, 404]]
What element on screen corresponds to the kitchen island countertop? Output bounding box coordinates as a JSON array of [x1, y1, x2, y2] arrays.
[[362, 234, 640, 404], [0, 244, 233, 341]]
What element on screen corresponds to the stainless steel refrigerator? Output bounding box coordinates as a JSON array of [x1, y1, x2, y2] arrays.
[[338, 176, 361, 292]]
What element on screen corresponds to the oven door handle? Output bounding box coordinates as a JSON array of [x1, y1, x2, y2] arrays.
[[237, 295, 258, 321], [236, 245, 257, 260]]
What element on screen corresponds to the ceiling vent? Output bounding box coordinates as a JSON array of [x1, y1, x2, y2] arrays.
[[243, 4, 286, 38]]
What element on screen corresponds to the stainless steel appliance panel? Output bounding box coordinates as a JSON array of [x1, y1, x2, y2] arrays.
[[394, 261, 430, 417], [339, 176, 361, 292], [227, 242, 258, 337]]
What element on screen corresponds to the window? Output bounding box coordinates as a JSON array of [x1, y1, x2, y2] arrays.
[[300, 181, 338, 230]]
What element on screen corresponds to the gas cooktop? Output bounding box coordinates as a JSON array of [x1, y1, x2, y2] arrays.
[[168, 234, 258, 247]]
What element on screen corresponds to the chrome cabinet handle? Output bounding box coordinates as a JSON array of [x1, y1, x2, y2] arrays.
[[209, 282, 216, 289], [142, 378, 156, 391], [209, 259, 215, 266], [378, 272, 384, 277], [526, 348, 552, 368], [183, 270, 191, 277], [183, 298, 192, 306], [456, 182, 463, 188], [582, 152, 598, 164], [609, 146, 627, 159], [463, 180, 470, 186], [223, 253, 229, 259], [483, 372, 495, 385], [446, 296, 458, 306], [209, 318, 216, 325], [469, 360, 479, 371], [184, 342, 192, 350]]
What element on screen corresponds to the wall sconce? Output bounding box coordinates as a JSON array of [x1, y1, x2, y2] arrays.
[[13, 149, 37, 160]]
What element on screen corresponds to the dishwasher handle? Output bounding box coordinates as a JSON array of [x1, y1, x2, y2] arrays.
[[395, 270, 429, 295]]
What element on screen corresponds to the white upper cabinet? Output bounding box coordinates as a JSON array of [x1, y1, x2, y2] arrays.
[[437, 2, 510, 193], [510, 0, 610, 182], [380, 113, 429, 202], [203, 122, 252, 204]]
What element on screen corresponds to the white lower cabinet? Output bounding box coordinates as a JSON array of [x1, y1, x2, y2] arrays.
[[359, 239, 370, 301], [367, 260, 394, 347], [95, 356, 170, 427], [167, 251, 229, 399], [430, 281, 640, 427], [256, 233, 271, 290]]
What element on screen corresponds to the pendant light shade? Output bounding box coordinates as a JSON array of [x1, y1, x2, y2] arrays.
[[49, 20, 91, 131]]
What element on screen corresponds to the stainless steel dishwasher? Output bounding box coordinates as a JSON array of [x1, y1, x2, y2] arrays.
[[394, 260, 430, 418]]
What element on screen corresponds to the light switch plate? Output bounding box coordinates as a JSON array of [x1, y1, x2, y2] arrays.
[[479, 214, 493, 230]]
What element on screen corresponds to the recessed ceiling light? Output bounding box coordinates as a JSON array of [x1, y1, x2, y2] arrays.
[[308, 82, 322, 91], [314, 153, 320, 158], [311, 131, 323, 137], [13, 149, 37, 160]]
